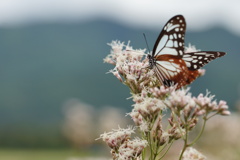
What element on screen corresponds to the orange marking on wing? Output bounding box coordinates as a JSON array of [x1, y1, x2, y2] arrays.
[[186, 70, 199, 85], [155, 54, 200, 89]]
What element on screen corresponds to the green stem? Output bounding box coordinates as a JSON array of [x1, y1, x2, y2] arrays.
[[206, 112, 218, 120], [148, 132, 153, 160], [153, 152, 158, 160], [172, 111, 185, 138], [179, 125, 189, 160], [188, 117, 207, 146], [142, 145, 145, 160], [158, 140, 174, 160], [179, 139, 188, 160], [149, 112, 163, 160], [157, 144, 167, 154], [153, 142, 159, 160]]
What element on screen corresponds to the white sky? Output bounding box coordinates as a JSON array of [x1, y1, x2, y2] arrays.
[[0, 0, 239, 35]]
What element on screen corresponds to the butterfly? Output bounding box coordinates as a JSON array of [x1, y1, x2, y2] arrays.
[[147, 15, 226, 89]]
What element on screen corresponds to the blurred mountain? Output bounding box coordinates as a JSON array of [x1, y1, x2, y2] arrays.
[[0, 19, 239, 147]]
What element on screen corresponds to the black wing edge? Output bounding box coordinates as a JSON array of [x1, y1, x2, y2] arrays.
[[152, 15, 186, 57], [185, 51, 227, 70]]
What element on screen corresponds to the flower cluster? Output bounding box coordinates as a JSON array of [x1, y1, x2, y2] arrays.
[[117, 138, 148, 160], [104, 41, 159, 94], [194, 92, 230, 116], [128, 86, 175, 134], [98, 126, 147, 160], [101, 40, 230, 160], [99, 126, 135, 150]]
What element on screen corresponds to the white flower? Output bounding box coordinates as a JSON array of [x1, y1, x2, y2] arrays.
[[150, 85, 175, 99], [168, 125, 186, 140], [182, 147, 206, 160], [198, 69, 206, 77], [118, 138, 148, 160], [104, 40, 160, 94], [221, 110, 231, 116], [133, 97, 166, 119], [139, 121, 149, 132], [109, 40, 125, 55], [127, 109, 143, 126], [194, 92, 215, 109], [193, 92, 230, 116], [218, 100, 231, 115], [103, 41, 125, 65], [98, 126, 135, 149], [167, 88, 193, 109], [185, 43, 200, 53]]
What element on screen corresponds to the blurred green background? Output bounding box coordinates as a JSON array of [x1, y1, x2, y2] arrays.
[[0, 1, 240, 159]]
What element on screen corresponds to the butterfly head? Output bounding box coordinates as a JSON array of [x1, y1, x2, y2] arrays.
[[147, 54, 156, 69]]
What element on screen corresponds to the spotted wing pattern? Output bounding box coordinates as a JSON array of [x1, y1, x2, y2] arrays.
[[152, 15, 186, 57], [183, 51, 226, 70]]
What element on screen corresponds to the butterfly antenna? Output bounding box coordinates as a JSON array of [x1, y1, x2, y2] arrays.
[[143, 33, 151, 53]]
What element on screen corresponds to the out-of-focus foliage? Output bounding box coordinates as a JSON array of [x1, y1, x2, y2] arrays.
[[62, 99, 128, 148]]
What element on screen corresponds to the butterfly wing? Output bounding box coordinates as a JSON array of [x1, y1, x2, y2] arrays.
[[153, 55, 189, 88], [183, 51, 226, 70], [152, 15, 186, 57]]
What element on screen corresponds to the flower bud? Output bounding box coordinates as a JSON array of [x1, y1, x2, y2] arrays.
[[221, 110, 231, 116]]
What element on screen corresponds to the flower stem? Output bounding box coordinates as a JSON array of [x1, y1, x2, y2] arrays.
[[206, 112, 218, 120], [179, 124, 189, 160], [159, 140, 174, 159], [158, 144, 167, 154], [188, 117, 207, 146]]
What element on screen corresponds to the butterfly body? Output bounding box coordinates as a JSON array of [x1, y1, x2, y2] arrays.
[[148, 15, 226, 89]]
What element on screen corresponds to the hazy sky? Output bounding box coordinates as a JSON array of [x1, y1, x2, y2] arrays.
[[0, 0, 239, 35]]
